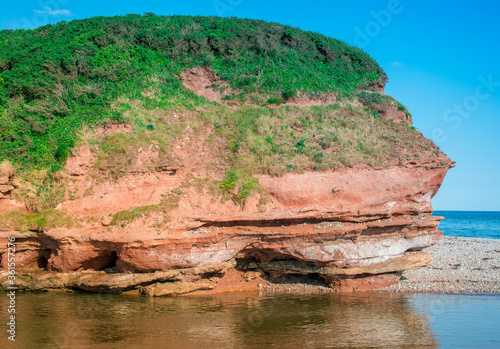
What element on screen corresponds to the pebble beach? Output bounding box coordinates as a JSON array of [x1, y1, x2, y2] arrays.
[[379, 236, 500, 293], [264, 236, 500, 294]]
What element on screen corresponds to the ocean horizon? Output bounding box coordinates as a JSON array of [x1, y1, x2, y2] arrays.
[[434, 210, 500, 240]]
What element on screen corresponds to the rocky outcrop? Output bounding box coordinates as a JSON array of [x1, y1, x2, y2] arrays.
[[0, 15, 452, 296], [0, 259, 235, 294], [0, 153, 453, 295]]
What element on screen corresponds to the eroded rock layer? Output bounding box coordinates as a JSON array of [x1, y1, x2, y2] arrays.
[[0, 157, 452, 294]]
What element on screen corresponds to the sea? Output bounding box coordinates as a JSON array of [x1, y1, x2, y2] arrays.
[[435, 210, 500, 239], [1, 211, 499, 348]]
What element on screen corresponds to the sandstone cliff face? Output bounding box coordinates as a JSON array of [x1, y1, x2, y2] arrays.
[[0, 16, 449, 296], [0, 145, 453, 294]]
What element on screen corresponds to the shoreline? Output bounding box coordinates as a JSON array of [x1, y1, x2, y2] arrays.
[[240, 236, 500, 295], [262, 236, 500, 294], [376, 236, 500, 294], [2, 236, 499, 296]]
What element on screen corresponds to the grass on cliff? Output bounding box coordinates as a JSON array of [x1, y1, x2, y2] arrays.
[[88, 93, 435, 178], [0, 210, 78, 231], [0, 14, 442, 213], [109, 188, 182, 226], [10, 168, 67, 212], [203, 102, 434, 176], [0, 14, 386, 172]]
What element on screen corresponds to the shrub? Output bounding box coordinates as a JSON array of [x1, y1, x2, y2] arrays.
[[220, 171, 238, 190], [357, 91, 384, 106], [282, 89, 296, 100], [296, 137, 307, 151], [236, 178, 259, 201], [267, 97, 286, 105], [313, 152, 324, 164]]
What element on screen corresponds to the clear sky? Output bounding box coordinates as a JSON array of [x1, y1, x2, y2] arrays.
[[1, 0, 499, 211]]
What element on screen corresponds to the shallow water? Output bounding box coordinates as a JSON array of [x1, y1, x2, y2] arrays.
[[436, 211, 500, 239], [1, 292, 499, 348]]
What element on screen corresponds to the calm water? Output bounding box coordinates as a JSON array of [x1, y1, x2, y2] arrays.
[[2, 211, 499, 348], [435, 211, 500, 239], [1, 292, 500, 348]]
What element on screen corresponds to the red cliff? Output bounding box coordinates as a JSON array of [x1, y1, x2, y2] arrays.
[[0, 137, 453, 294]]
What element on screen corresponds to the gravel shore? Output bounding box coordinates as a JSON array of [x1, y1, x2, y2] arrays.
[[378, 236, 500, 293], [263, 236, 500, 294]]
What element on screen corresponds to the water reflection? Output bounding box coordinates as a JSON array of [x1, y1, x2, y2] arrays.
[[2, 292, 437, 348]]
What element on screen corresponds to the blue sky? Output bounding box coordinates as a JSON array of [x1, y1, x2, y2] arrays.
[[1, 0, 499, 211]]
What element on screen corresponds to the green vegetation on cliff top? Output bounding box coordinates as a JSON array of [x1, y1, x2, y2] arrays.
[[0, 14, 390, 171]]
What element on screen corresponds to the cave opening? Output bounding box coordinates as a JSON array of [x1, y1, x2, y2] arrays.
[[101, 251, 119, 273], [81, 250, 119, 272], [266, 272, 330, 288], [234, 250, 330, 288], [37, 251, 49, 269]]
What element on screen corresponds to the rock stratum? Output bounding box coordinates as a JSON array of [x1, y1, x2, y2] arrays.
[[0, 147, 452, 294], [0, 14, 453, 295]]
